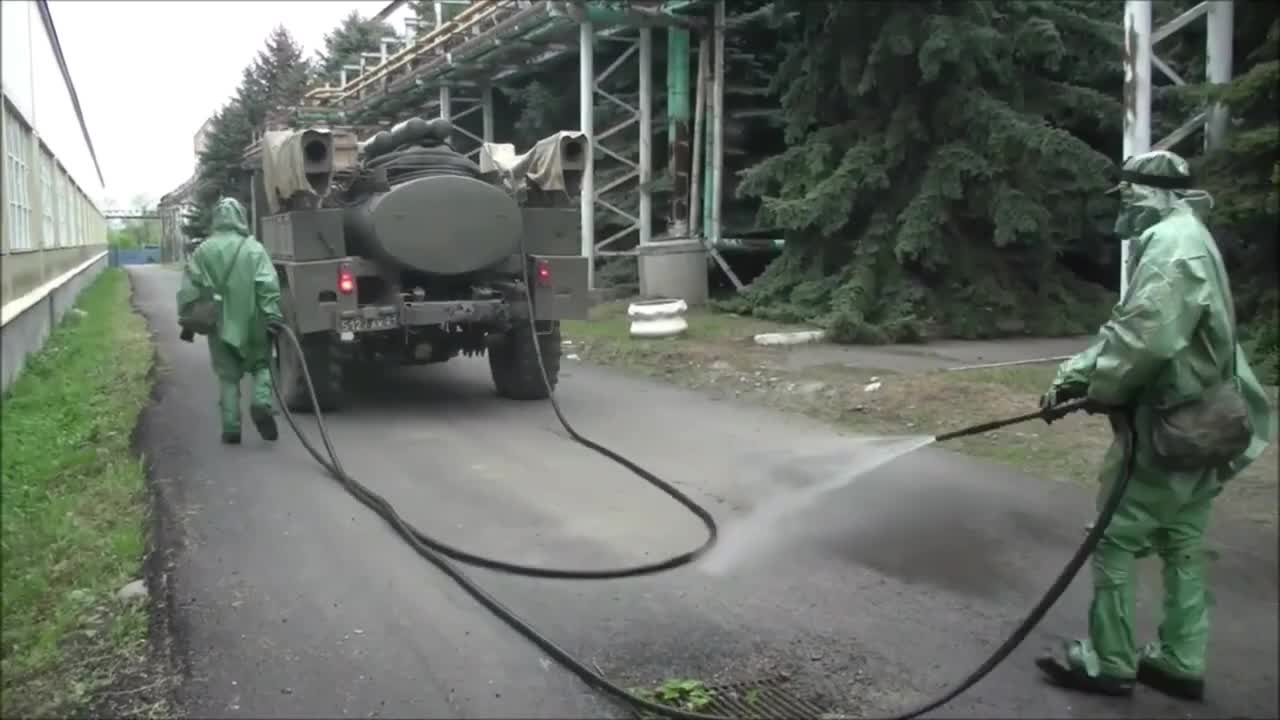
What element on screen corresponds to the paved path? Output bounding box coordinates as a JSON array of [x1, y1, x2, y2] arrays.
[[777, 337, 1095, 373], [131, 266, 1277, 719]]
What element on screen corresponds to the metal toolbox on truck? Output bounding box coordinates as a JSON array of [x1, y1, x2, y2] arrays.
[[262, 209, 347, 262]]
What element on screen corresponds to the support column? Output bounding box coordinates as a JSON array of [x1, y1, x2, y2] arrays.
[[1121, 0, 1152, 297], [579, 20, 596, 289], [439, 85, 452, 120], [667, 28, 692, 238], [690, 33, 707, 239], [481, 84, 495, 143], [709, 0, 726, 246], [1204, 0, 1234, 151], [639, 27, 654, 247]]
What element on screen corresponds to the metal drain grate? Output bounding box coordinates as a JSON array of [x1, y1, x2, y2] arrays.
[[634, 675, 832, 720]]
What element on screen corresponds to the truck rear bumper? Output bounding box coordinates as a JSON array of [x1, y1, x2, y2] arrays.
[[333, 299, 511, 334]]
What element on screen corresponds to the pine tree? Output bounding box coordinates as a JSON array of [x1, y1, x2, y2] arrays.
[[1140, 1, 1279, 380], [248, 26, 311, 130], [409, 1, 465, 33], [183, 27, 311, 237], [1195, 9, 1279, 382], [721, 0, 1124, 342], [183, 103, 254, 237], [316, 11, 397, 86]]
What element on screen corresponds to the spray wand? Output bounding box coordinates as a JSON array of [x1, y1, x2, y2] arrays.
[[935, 396, 1097, 442]]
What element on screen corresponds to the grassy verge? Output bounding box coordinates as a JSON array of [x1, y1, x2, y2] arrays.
[[1, 269, 170, 717], [564, 302, 1279, 527]]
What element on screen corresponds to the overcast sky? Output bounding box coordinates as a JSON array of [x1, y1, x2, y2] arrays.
[[50, 0, 402, 209]]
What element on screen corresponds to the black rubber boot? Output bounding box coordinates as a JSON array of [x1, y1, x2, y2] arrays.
[[222, 431, 242, 445], [1137, 659, 1204, 701], [251, 406, 279, 442], [1036, 656, 1134, 697]]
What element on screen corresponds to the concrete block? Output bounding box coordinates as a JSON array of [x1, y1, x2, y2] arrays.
[[637, 239, 709, 307]]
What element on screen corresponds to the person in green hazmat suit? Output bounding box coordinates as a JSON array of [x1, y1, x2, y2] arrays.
[[177, 197, 285, 445], [1034, 150, 1275, 700]]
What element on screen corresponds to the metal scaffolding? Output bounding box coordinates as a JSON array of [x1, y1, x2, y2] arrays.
[[301, 0, 724, 291], [1120, 0, 1234, 295]]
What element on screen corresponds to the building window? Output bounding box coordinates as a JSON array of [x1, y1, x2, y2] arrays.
[[53, 168, 63, 248], [4, 105, 34, 252], [58, 173, 69, 247], [40, 150, 56, 247]]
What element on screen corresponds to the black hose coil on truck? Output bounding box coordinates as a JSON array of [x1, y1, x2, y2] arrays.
[[364, 143, 484, 185]]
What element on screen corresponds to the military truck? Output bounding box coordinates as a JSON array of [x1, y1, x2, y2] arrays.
[[241, 117, 590, 411]]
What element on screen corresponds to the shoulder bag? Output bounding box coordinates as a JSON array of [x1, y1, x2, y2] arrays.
[[1149, 243, 1255, 471], [181, 236, 248, 337]]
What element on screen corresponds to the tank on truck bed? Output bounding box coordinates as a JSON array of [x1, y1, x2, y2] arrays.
[[240, 118, 591, 411]]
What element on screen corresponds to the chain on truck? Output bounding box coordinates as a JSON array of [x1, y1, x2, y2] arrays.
[[240, 117, 591, 411]]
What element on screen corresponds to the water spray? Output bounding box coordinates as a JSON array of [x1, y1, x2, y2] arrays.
[[266, 257, 1132, 719]]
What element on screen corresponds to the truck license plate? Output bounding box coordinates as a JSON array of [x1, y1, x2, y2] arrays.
[[339, 315, 398, 333]]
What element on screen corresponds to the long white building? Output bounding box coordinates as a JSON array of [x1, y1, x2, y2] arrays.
[[1, 0, 109, 390]]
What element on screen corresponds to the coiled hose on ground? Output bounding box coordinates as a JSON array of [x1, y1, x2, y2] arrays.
[[268, 243, 1136, 718]]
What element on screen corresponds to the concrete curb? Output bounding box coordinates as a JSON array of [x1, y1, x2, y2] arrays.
[[1, 251, 109, 391], [753, 329, 826, 346]]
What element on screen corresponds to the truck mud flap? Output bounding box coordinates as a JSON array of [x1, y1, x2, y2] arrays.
[[532, 255, 589, 321]]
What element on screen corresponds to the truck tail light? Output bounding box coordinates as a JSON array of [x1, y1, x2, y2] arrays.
[[534, 259, 552, 288], [337, 264, 355, 295]]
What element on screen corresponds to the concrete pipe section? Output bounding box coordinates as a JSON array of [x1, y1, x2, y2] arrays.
[[628, 298, 689, 338]]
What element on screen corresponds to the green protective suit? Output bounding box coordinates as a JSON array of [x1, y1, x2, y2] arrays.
[[1047, 151, 1276, 683], [177, 198, 284, 435]]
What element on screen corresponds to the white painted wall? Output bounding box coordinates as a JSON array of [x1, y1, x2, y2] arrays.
[[1, 0, 104, 208]]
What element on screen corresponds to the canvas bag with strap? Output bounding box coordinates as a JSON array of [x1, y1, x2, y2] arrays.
[[1148, 237, 1254, 472], [181, 236, 249, 336]]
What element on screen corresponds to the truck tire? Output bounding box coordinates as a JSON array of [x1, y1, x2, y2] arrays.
[[275, 331, 345, 413], [489, 322, 561, 400]]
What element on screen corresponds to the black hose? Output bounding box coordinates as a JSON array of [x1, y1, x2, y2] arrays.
[[267, 251, 1136, 718], [364, 144, 482, 185], [270, 310, 732, 720], [882, 407, 1135, 719]]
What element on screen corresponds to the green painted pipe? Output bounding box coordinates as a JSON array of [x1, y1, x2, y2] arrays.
[[667, 29, 691, 129]]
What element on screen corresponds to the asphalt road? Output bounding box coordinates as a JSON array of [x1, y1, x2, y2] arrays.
[[130, 266, 1278, 719]]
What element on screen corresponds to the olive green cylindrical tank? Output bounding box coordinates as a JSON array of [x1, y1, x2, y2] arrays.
[[343, 174, 524, 275]]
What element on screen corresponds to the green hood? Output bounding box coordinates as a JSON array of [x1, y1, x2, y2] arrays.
[[1114, 150, 1215, 241], [210, 197, 250, 236]]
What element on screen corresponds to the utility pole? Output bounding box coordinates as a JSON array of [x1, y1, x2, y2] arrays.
[[1121, 0, 1152, 298], [1119, 1, 1235, 296]]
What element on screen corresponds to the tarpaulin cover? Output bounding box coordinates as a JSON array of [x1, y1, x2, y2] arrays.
[[480, 131, 587, 194], [262, 129, 334, 214]]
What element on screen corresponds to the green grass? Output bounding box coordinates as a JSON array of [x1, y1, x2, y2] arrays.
[[562, 300, 800, 369], [1, 269, 159, 718], [564, 300, 796, 343]]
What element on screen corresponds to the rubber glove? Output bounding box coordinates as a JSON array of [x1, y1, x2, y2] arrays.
[[1040, 383, 1085, 423]]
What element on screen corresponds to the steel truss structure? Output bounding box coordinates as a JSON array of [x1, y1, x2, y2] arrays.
[[1120, 0, 1234, 295], [300, 0, 721, 290], [259, 0, 1240, 293]]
